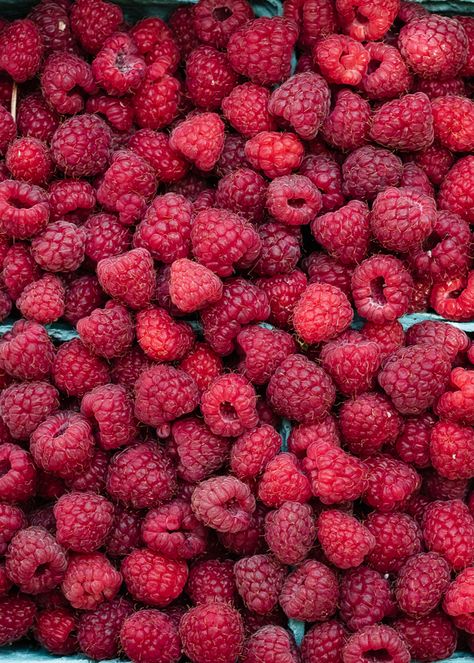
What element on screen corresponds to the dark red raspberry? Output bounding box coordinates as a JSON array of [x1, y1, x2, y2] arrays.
[[299, 155, 344, 212], [437, 366, 474, 424], [70, 0, 123, 53], [78, 598, 133, 661], [400, 162, 434, 197], [170, 112, 224, 172], [215, 168, 267, 223], [342, 146, 402, 201], [191, 475, 255, 533], [340, 567, 393, 631], [320, 89, 370, 150], [431, 94, 474, 153], [6, 138, 52, 185], [81, 383, 137, 451], [259, 452, 312, 507], [303, 253, 352, 297], [321, 336, 381, 396], [92, 32, 146, 96], [86, 94, 134, 132], [0, 380, 59, 440], [49, 179, 96, 223], [443, 566, 474, 632], [244, 625, 299, 663], [110, 346, 150, 390], [222, 83, 276, 138], [369, 93, 434, 151], [122, 548, 187, 606], [97, 248, 154, 310], [229, 424, 279, 479], [53, 338, 110, 397], [142, 499, 207, 560], [41, 52, 97, 115], [423, 499, 474, 570], [180, 602, 244, 663], [337, 0, 399, 40], [16, 275, 65, 325], [318, 509, 375, 569], [128, 130, 189, 183], [303, 439, 366, 503], [284, 0, 336, 48], [186, 558, 236, 606], [77, 302, 133, 359], [0, 445, 36, 504], [266, 175, 322, 227], [31, 220, 86, 272], [34, 607, 77, 655], [133, 75, 181, 131], [2, 244, 41, 300], [287, 417, 339, 458], [28, 0, 74, 53], [236, 326, 295, 386], [301, 621, 347, 663], [84, 213, 131, 263], [186, 46, 237, 110], [361, 42, 412, 99], [62, 552, 122, 610], [364, 455, 420, 512], [171, 417, 229, 483], [395, 552, 450, 618], [342, 625, 410, 663], [0, 19, 43, 82], [200, 373, 257, 437], [215, 133, 250, 176], [67, 448, 109, 493], [51, 114, 111, 178], [17, 94, 59, 142], [0, 180, 49, 240], [234, 554, 286, 615], [0, 320, 55, 381], [414, 143, 454, 186], [193, 0, 253, 48], [365, 512, 422, 573], [393, 613, 457, 663], [245, 131, 304, 179], [423, 471, 468, 502], [0, 504, 25, 555], [6, 526, 67, 594], [136, 306, 194, 362], [264, 501, 314, 565], [280, 559, 338, 622], [168, 5, 200, 59], [54, 492, 114, 553], [180, 343, 223, 394], [0, 107, 15, 156], [311, 200, 369, 266], [0, 596, 36, 646], [256, 270, 307, 329], [394, 413, 434, 469], [253, 222, 300, 278], [314, 34, 369, 85], [106, 505, 142, 558], [129, 17, 179, 72], [120, 609, 181, 663], [430, 421, 474, 480], [293, 283, 353, 344], [219, 503, 266, 557]]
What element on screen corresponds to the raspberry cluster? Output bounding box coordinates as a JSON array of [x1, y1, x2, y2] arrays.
[[0, 0, 473, 662]]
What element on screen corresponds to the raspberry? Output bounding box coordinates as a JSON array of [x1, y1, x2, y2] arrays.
[[170, 112, 224, 172], [215, 133, 250, 176], [54, 491, 113, 554], [443, 566, 474, 632], [34, 607, 77, 655], [168, 5, 200, 59], [199, 373, 257, 437], [106, 505, 142, 558], [284, 0, 337, 49], [31, 220, 86, 272], [107, 442, 176, 509], [244, 625, 299, 663], [30, 411, 94, 479], [80, 383, 136, 451], [6, 138, 52, 185], [365, 512, 423, 573], [253, 222, 300, 278], [293, 283, 353, 344], [171, 417, 229, 483], [70, 0, 123, 53], [49, 179, 96, 223], [337, 0, 398, 40], [17, 94, 58, 143], [0, 180, 49, 239], [229, 424, 279, 479], [41, 52, 97, 115], [169, 259, 223, 314], [287, 417, 339, 458], [142, 499, 207, 560], [215, 168, 267, 225], [259, 452, 312, 507], [266, 175, 322, 227], [77, 301, 133, 359], [78, 599, 133, 661], [264, 501, 315, 564], [393, 613, 457, 663], [0, 380, 59, 440], [0, 320, 55, 381], [120, 610, 181, 663], [245, 132, 304, 179], [51, 114, 112, 178], [378, 344, 451, 415], [136, 307, 194, 363], [62, 552, 122, 610], [414, 143, 454, 186], [430, 272, 474, 322], [0, 504, 25, 556], [304, 254, 352, 297], [395, 552, 450, 618], [314, 35, 369, 86], [320, 90, 370, 150], [432, 94, 474, 155], [299, 155, 344, 213], [84, 213, 131, 263], [304, 439, 366, 503], [133, 75, 181, 130], [342, 625, 410, 663], [186, 46, 237, 111], [311, 200, 369, 266], [222, 84, 276, 138], [193, 0, 253, 48], [256, 270, 307, 329], [128, 130, 189, 183], [423, 471, 468, 502], [234, 554, 286, 615], [86, 94, 135, 132], [339, 392, 402, 457], [97, 248, 154, 310], [339, 567, 393, 631], [92, 32, 146, 96], [180, 603, 244, 663], [0, 244, 38, 300], [186, 558, 236, 605], [16, 275, 64, 324], [191, 475, 255, 533], [28, 0, 74, 54], [122, 549, 187, 606], [394, 413, 434, 469], [430, 421, 474, 480], [423, 499, 474, 570], [370, 93, 434, 151], [437, 366, 474, 424], [399, 14, 467, 78], [317, 510, 375, 569], [53, 338, 110, 397], [67, 448, 109, 493], [321, 337, 381, 396], [180, 343, 223, 394], [0, 596, 36, 646], [0, 19, 43, 82], [406, 321, 469, 363], [279, 559, 338, 622], [404, 156, 437, 193], [342, 146, 402, 202], [360, 42, 412, 100], [301, 621, 347, 663], [219, 504, 266, 557], [0, 107, 15, 155], [6, 526, 67, 594], [364, 455, 420, 512], [129, 17, 179, 71], [236, 326, 295, 386], [267, 354, 335, 423]]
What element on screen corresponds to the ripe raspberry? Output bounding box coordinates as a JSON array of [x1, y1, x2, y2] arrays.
[[370, 93, 434, 151], [120, 610, 181, 663], [339, 567, 393, 631], [168, 5, 200, 59], [215, 168, 267, 224], [193, 0, 253, 48], [67, 448, 109, 494], [0, 180, 49, 239], [301, 621, 347, 663], [97, 248, 154, 310], [430, 272, 474, 322], [423, 499, 474, 570], [219, 504, 266, 557], [49, 179, 96, 223], [16, 275, 65, 325], [430, 421, 474, 480], [53, 338, 110, 397], [31, 220, 86, 272], [342, 625, 410, 663], [186, 558, 236, 606], [122, 549, 187, 606], [266, 175, 322, 227], [78, 599, 133, 661], [0, 380, 59, 440], [365, 512, 423, 573], [83, 213, 131, 263], [321, 337, 381, 396], [337, 0, 398, 40], [394, 413, 434, 469], [70, 0, 123, 53], [303, 253, 352, 297], [6, 526, 67, 594], [395, 552, 450, 618], [54, 492, 114, 553], [62, 552, 122, 610], [279, 559, 338, 622], [0, 320, 55, 381], [400, 161, 432, 197], [34, 607, 77, 655], [236, 325, 295, 386], [222, 83, 276, 138], [229, 424, 280, 480], [92, 32, 146, 96], [256, 270, 307, 329], [199, 373, 257, 437], [320, 89, 370, 150], [0, 107, 15, 155], [128, 130, 189, 183], [423, 471, 468, 502], [407, 321, 469, 364], [0, 595, 36, 646], [245, 132, 304, 179], [317, 510, 375, 569], [252, 222, 300, 278], [186, 46, 237, 110], [299, 155, 344, 213], [136, 307, 194, 363], [106, 505, 142, 558], [171, 417, 229, 483], [244, 625, 299, 663], [342, 146, 402, 201], [191, 475, 255, 533], [51, 114, 112, 178], [41, 52, 97, 115], [364, 455, 420, 512], [437, 366, 474, 425], [311, 200, 369, 266], [129, 17, 179, 71], [215, 133, 250, 176], [303, 439, 366, 503], [259, 452, 312, 507], [0, 243, 39, 301], [180, 602, 244, 663], [414, 143, 454, 186], [77, 302, 133, 359], [293, 283, 353, 344], [339, 392, 402, 457], [0, 504, 25, 555], [142, 499, 207, 561], [393, 613, 457, 663], [17, 94, 58, 142], [170, 112, 224, 172], [314, 34, 369, 85], [264, 501, 314, 565], [169, 259, 223, 314], [267, 354, 335, 423], [6, 138, 52, 185], [360, 42, 412, 100], [28, 0, 74, 54], [81, 383, 136, 451], [180, 343, 223, 394], [443, 566, 474, 632], [86, 94, 135, 132], [0, 444, 35, 504], [0, 19, 43, 82], [133, 75, 181, 131], [287, 417, 339, 458], [234, 554, 286, 615]]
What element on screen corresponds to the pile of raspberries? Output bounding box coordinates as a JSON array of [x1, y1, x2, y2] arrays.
[[0, 0, 474, 661]]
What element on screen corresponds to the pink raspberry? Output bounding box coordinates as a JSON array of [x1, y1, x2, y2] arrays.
[[193, 0, 253, 48], [41, 52, 97, 115], [430, 271, 474, 322], [49, 179, 96, 223], [31, 220, 86, 272], [6, 138, 52, 185], [236, 325, 296, 386], [51, 114, 111, 178], [142, 499, 207, 560], [120, 610, 181, 663], [80, 383, 137, 451], [62, 552, 122, 610], [105, 505, 142, 558], [340, 567, 393, 631], [423, 499, 474, 570], [234, 554, 286, 615], [393, 613, 457, 663], [280, 560, 338, 622], [52, 338, 110, 397], [170, 112, 224, 172], [230, 424, 281, 480], [84, 213, 131, 263], [34, 607, 77, 655], [337, 0, 399, 40], [364, 455, 420, 512], [266, 175, 322, 226], [443, 566, 474, 633], [0, 19, 43, 82], [342, 146, 403, 201], [136, 307, 194, 363], [396, 552, 450, 618], [314, 34, 369, 85], [300, 621, 347, 663], [180, 603, 244, 663], [317, 509, 375, 569], [245, 132, 304, 179], [128, 130, 189, 183], [320, 336, 381, 396], [76, 302, 133, 359], [0, 504, 25, 554], [303, 439, 366, 503], [0, 320, 55, 381], [122, 548, 187, 606], [320, 89, 370, 150], [361, 42, 412, 100], [253, 222, 301, 278], [92, 32, 146, 96], [256, 270, 307, 329], [431, 94, 474, 153], [365, 512, 422, 573], [70, 0, 123, 53], [311, 200, 369, 266], [97, 248, 154, 309], [186, 46, 237, 110], [436, 366, 474, 424], [369, 93, 434, 151], [293, 283, 353, 344], [0, 380, 59, 440], [299, 155, 344, 212], [222, 83, 276, 138], [54, 492, 114, 553], [0, 595, 36, 646], [191, 475, 255, 533], [264, 501, 314, 565], [258, 453, 312, 507], [133, 75, 181, 131], [171, 417, 229, 483], [342, 625, 410, 663], [430, 421, 474, 480], [180, 343, 223, 394], [78, 599, 133, 661], [215, 168, 267, 223], [0, 180, 49, 239]]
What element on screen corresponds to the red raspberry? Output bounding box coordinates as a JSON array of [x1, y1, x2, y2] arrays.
[[6, 526, 67, 594], [191, 475, 255, 533], [222, 83, 276, 138], [280, 559, 338, 622], [287, 417, 339, 458], [142, 499, 207, 560], [0, 595, 36, 646], [0, 180, 49, 240], [171, 417, 229, 483], [0, 320, 55, 381], [0, 106, 16, 155], [77, 302, 133, 359], [92, 32, 146, 96], [437, 367, 474, 426], [219, 503, 266, 557], [303, 439, 366, 503], [49, 179, 96, 223], [168, 5, 200, 59], [215, 133, 250, 176], [432, 94, 474, 154], [264, 501, 314, 565], [342, 146, 402, 202], [394, 413, 434, 469], [253, 222, 300, 278], [256, 270, 307, 329], [342, 625, 409, 663], [193, 0, 253, 48], [186, 558, 236, 605], [236, 326, 295, 386], [52, 338, 110, 397], [16, 275, 64, 324], [84, 213, 131, 263], [0, 504, 25, 554], [6, 138, 52, 185], [266, 175, 322, 227], [430, 271, 474, 322], [303, 253, 352, 297], [31, 220, 86, 272], [51, 114, 111, 179], [128, 130, 189, 183], [340, 567, 393, 631], [423, 471, 468, 502], [169, 259, 222, 313], [293, 283, 353, 344], [400, 161, 433, 197], [41, 52, 97, 115], [180, 343, 223, 393], [0, 19, 43, 82], [62, 552, 122, 610], [369, 93, 434, 151], [430, 421, 474, 480], [234, 554, 286, 615], [311, 200, 369, 266], [339, 392, 402, 457], [365, 512, 422, 573], [267, 354, 335, 423], [244, 625, 298, 663], [314, 34, 369, 85], [406, 321, 469, 363], [2, 244, 41, 300], [320, 89, 370, 150], [245, 132, 304, 179], [170, 112, 224, 172], [443, 566, 474, 632], [299, 155, 344, 212], [70, 0, 123, 53], [34, 607, 77, 655], [30, 411, 94, 479], [0, 380, 59, 440], [229, 424, 280, 480], [120, 610, 180, 663], [136, 307, 194, 362], [110, 346, 151, 390], [396, 552, 450, 618], [364, 455, 420, 512], [106, 505, 142, 558], [258, 452, 312, 507], [106, 442, 176, 509], [97, 248, 154, 310], [78, 598, 133, 661], [86, 94, 134, 132], [393, 613, 457, 663], [360, 42, 412, 100], [200, 373, 257, 437], [321, 337, 381, 396], [28, 0, 74, 54], [317, 510, 375, 569], [423, 499, 474, 570], [122, 549, 187, 606], [133, 75, 181, 131], [201, 278, 270, 355], [66, 448, 109, 494], [54, 492, 114, 553], [17, 93, 58, 143], [186, 46, 237, 111], [398, 1, 430, 21], [80, 383, 136, 451], [215, 168, 267, 224], [301, 621, 347, 663], [129, 17, 179, 71], [337, 0, 398, 40], [180, 602, 244, 663], [414, 143, 454, 187]]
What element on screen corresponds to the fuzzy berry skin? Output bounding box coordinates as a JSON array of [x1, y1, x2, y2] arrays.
[[361, 42, 412, 100], [6, 138, 52, 185], [122, 549, 187, 607], [49, 179, 96, 223], [215, 168, 267, 223], [0, 595, 36, 646], [256, 270, 307, 329], [393, 613, 457, 663], [422, 499, 474, 570], [431, 95, 474, 153], [53, 339, 110, 398], [244, 625, 299, 663], [366, 512, 422, 574], [120, 610, 181, 663], [191, 475, 255, 533], [321, 90, 370, 151], [287, 417, 339, 458], [0, 444, 36, 504], [264, 501, 314, 565], [342, 625, 410, 663], [299, 155, 344, 213], [304, 254, 352, 297], [394, 413, 433, 469], [395, 552, 450, 618], [0, 380, 59, 441], [245, 132, 304, 179], [129, 130, 189, 183], [142, 499, 207, 560], [443, 567, 474, 632], [84, 213, 131, 263], [16, 275, 64, 325], [186, 558, 236, 606], [171, 417, 229, 483], [67, 449, 109, 494], [236, 326, 296, 387], [430, 271, 474, 322], [70, 0, 123, 53], [62, 552, 122, 611], [0, 19, 43, 82], [76, 301, 133, 359], [318, 510, 375, 570], [51, 114, 112, 179], [293, 283, 353, 344], [180, 602, 244, 663], [133, 75, 181, 131], [222, 83, 276, 138], [340, 567, 393, 632], [312, 201, 369, 268], [2, 244, 41, 302], [54, 492, 114, 553], [280, 559, 338, 622], [0, 320, 55, 382], [370, 93, 434, 152], [0, 504, 25, 555], [106, 505, 142, 558], [437, 366, 474, 425], [180, 344, 223, 394], [31, 220, 86, 273], [253, 222, 301, 278], [0, 180, 50, 240], [342, 146, 402, 202], [364, 455, 420, 512], [34, 607, 78, 655], [78, 598, 133, 661], [430, 420, 474, 480], [186, 46, 237, 111], [301, 621, 347, 663], [6, 526, 67, 595], [170, 112, 224, 172], [235, 554, 286, 615], [266, 175, 322, 227], [200, 373, 258, 437], [41, 52, 97, 115], [97, 248, 154, 310], [230, 424, 281, 480], [129, 17, 179, 70]]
